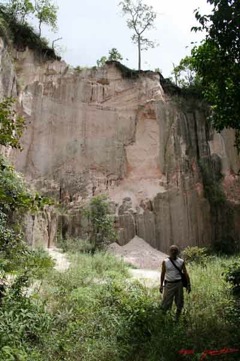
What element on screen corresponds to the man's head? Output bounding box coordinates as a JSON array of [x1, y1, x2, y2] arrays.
[[169, 245, 179, 258]]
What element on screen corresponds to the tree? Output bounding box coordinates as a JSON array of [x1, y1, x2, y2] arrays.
[[85, 195, 116, 252], [6, 0, 34, 23], [171, 57, 197, 87], [191, 0, 240, 148], [96, 48, 123, 67], [108, 47, 123, 61], [96, 55, 107, 67], [34, 0, 57, 37], [119, 0, 157, 71], [3, 0, 58, 36]]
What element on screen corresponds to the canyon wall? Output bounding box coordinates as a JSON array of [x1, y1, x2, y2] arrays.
[[1, 40, 240, 252]]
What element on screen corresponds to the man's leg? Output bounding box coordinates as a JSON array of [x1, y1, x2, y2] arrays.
[[161, 283, 176, 312], [175, 282, 184, 320]]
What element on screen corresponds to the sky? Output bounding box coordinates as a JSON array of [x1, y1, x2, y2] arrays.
[[42, 0, 212, 78]]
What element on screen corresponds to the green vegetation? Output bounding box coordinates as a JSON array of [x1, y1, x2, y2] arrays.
[[173, 0, 240, 149], [57, 236, 93, 254], [0, 0, 59, 59], [0, 96, 55, 359], [84, 195, 116, 253], [5, 0, 57, 36], [108, 47, 123, 62], [191, 0, 240, 136], [171, 56, 203, 97], [34, 0, 58, 37], [1, 250, 240, 361], [0, 160, 54, 360], [182, 246, 209, 265], [0, 98, 25, 149], [97, 47, 123, 67]]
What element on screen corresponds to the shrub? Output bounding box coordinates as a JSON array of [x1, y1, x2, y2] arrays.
[[182, 246, 209, 265]]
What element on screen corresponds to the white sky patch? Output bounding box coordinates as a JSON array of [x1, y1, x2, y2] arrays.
[[41, 0, 212, 77]]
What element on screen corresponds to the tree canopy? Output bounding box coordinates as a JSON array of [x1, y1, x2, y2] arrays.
[[191, 0, 240, 147], [34, 0, 57, 36], [3, 0, 58, 35]]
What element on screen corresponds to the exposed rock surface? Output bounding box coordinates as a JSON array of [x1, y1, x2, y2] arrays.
[[0, 41, 239, 252]]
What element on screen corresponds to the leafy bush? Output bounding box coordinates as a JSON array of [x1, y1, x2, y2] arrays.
[[0, 156, 53, 216], [0, 97, 25, 149], [0, 210, 29, 272], [182, 246, 209, 265]]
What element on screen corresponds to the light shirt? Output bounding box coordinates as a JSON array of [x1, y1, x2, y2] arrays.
[[164, 257, 184, 282]]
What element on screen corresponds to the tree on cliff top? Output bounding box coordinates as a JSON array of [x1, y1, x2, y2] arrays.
[[119, 0, 157, 71], [190, 0, 240, 148], [3, 0, 58, 36], [96, 48, 123, 67], [6, 0, 34, 23], [34, 0, 57, 37]]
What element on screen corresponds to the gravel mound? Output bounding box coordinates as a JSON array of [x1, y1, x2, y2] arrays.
[[108, 235, 167, 270]]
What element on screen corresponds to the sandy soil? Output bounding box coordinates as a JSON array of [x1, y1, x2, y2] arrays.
[[107, 235, 167, 270], [107, 235, 168, 287]]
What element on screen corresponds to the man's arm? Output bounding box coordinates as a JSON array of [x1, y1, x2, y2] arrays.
[[159, 260, 166, 293], [182, 262, 191, 293]]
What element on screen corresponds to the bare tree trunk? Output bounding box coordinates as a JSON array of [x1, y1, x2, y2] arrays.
[[138, 36, 141, 71], [39, 20, 42, 37]]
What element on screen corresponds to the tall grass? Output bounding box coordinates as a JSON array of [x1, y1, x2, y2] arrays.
[[36, 253, 239, 361], [1, 252, 239, 360]]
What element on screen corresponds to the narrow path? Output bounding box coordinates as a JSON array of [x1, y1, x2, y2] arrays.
[[47, 248, 70, 272], [129, 269, 160, 288]]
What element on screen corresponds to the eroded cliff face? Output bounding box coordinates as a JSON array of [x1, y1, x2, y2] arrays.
[[2, 41, 240, 252]]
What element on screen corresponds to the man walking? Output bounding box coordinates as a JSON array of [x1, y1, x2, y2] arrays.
[[160, 245, 191, 320]]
